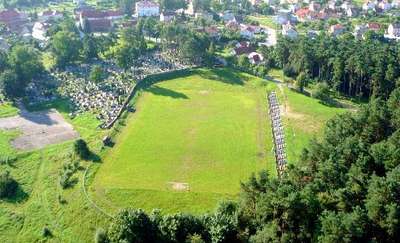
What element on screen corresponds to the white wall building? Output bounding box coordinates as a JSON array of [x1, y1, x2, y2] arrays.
[[32, 21, 50, 41], [136, 1, 160, 17]]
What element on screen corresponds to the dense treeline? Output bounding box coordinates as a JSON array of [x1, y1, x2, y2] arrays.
[[98, 88, 400, 242], [260, 33, 400, 99]]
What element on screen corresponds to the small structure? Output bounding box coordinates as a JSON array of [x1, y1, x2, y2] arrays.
[[160, 11, 175, 22], [78, 9, 123, 32], [329, 24, 345, 36], [385, 23, 400, 40], [32, 21, 51, 42], [282, 22, 298, 39], [135, 1, 160, 17], [248, 52, 264, 64]]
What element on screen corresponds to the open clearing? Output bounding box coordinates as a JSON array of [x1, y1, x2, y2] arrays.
[[91, 68, 277, 214], [0, 108, 79, 150]]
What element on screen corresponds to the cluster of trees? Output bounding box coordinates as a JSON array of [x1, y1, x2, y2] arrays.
[[0, 45, 43, 98], [0, 0, 45, 8], [99, 87, 400, 242], [259, 34, 400, 99], [160, 23, 213, 64]]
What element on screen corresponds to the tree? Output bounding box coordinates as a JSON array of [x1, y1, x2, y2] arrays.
[[107, 209, 157, 243], [81, 35, 98, 61], [51, 31, 81, 68], [312, 82, 330, 102], [0, 70, 20, 98], [295, 72, 308, 92], [0, 171, 18, 198], [74, 139, 90, 160], [89, 65, 104, 83], [8, 45, 43, 83]]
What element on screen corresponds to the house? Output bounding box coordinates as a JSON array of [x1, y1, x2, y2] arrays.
[[160, 11, 175, 22], [367, 22, 381, 31], [195, 11, 213, 21], [240, 24, 256, 39], [329, 24, 345, 36], [386, 23, 400, 39], [135, 1, 160, 17], [282, 22, 298, 39], [248, 52, 264, 64], [276, 9, 292, 24], [328, 0, 338, 10], [309, 1, 321, 11], [0, 9, 28, 30], [362, 1, 376, 11], [232, 41, 254, 55], [32, 21, 51, 41], [78, 9, 123, 32], [392, 0, 400, 8], [219, 11, 236, 22], [346, 7, 358, 17], [38, 10, 63, 21], [340, 1, 352, 10], [226, 20, 239, 31], [205, 26, 220, 38], [295, 8, 311, 22], [377, 0, 392, 11]]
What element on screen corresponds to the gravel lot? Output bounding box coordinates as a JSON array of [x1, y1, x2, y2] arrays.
[[0, 108, 79, 151]]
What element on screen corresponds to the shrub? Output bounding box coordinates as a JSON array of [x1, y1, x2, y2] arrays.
[[74, 139, 90, 160], [42, 226, 52, 237], [312, 82, 330, 102], [90, 65, 104, 83], [0, 171, 18, 198], [95, 228, 108, 243], [295, 72, 308, 93]]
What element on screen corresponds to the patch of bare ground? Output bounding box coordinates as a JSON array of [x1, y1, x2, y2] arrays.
[[0, 108, 79, 151]]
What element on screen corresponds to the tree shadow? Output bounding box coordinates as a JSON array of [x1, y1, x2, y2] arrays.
[[146, 86, 189, 99], [197, 68, 245, 86], [2, 186, 29, 204], [19, 110, 60, 126]]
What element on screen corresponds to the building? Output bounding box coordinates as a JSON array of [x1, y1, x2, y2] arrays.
[[386, 23, 400, 39], [38, 10, 63, 21], [135, 1, 160, 17], [309, 1, 321, 11], [362, 1, 376, 11], [195, 11, 213, 21], [232, 41, 254, 55], [282, 22, 298, 39], [248, 52, 264, 64], [377, 0, 392, 11], [32, 21, 51, 41], [329, 24, 345, 36], [205, 26, 220, 38], [160, 11, 175, 22], [219, 11, 236, 22], [78, 9, 123, 32], [0, 9, 28, 30]]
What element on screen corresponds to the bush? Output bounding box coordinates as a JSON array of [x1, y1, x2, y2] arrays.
[[295, 72, 308, 92], [95, 228, 108, 243], [312, 82, 330, 102], [42, 226, 52, 237], [0, 171, 18, 198], [74, 139, 90, 160], [90, 65, 104, 83]]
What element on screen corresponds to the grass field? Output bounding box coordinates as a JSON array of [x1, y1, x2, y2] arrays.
[[0, 103, 19, 118], [91, 68, 277, 214], [0, 68, 355, 241], [248, 15, 277, 29]]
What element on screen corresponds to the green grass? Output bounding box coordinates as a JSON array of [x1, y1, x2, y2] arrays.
[[0, 103, 19, 118], [0, 98, 108, 242], [91, 68, 277, 214], [248, 15, 277, 29], [0, 67, 356, 241]]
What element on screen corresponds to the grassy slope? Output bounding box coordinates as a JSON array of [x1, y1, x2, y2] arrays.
[[0, 100, 109, 243], [91, 68, 277, 214]]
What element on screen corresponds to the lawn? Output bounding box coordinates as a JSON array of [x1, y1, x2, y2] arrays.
[[248, 15, 277, 29], [91, 68, 277, 214], [0, 103, 19, 118]]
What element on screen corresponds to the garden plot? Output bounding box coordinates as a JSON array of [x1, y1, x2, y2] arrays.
[[0, 108, 78, 150]]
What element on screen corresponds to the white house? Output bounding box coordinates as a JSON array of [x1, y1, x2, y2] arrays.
[[135, 1, 160, 17], [386, 23, 400, 40], [282, 22, 298, 39], [32, 21, 51, 41], [160, 11, 175, 22]]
